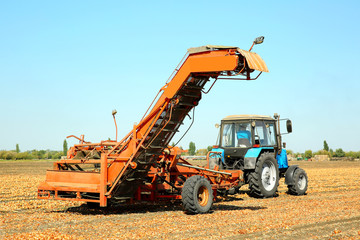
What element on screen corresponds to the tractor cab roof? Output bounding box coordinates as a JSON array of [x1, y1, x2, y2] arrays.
[[222, 115, 274, 121]]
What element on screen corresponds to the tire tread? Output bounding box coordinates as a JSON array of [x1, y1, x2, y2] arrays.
[[181, 175, 213, 214], [287, 168, 308, 195], [247, 152, 279, 198]]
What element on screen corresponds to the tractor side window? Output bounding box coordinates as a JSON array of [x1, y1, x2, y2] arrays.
[[221, 123, 235, 147], [255, 121, 267, 145], [265, 123, 276, 146], [255, 121, 276, 146]]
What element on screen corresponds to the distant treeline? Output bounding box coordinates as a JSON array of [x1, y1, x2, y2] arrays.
[[287, 149, 360, 160], [0, 150, 63, 160], [1, 148, 360, 161]]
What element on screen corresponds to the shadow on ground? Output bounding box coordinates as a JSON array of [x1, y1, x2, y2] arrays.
[[59, 196, 266, 215]]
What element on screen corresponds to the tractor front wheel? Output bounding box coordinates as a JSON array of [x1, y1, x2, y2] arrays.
[[181, 175, 213, 214], [247, 152, 279, 198], [287, 168, 308, 195]]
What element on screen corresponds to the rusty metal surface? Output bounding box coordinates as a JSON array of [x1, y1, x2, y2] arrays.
[[237, 48, 269, 72]]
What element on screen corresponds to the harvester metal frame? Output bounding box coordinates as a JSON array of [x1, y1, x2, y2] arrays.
[[38, 42, 269, 213]]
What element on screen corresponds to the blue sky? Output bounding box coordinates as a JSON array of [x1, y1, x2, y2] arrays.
[[1, 1, 359, 153]]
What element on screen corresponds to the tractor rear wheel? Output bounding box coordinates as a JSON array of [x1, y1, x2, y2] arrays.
[[181, 175, 213, 214], [247, 152, 279, 198], [287, 168, 308, 195]]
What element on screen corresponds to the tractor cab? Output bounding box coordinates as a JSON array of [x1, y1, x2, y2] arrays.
[[220, 115, 278, 150], [211, 114, 292, 171]]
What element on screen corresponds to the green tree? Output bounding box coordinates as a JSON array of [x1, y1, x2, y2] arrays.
[[53, 152, 63, 159], [16, 144, 20, 153], [38, 150, 46, 159], [189, 141, 196, 155], [0, 151, 5, 159], [63, 139, 68, 156], [304, 150, 313, 159], [323, 140, 329, 151], [314, 149, 329, 156], [3, 151, 16, 160], [31, 150, 43, 159], [345, 151, 357, 159], [334, 148, 345, 157], [17, 152, 30, 159], [207, 146, 213, 152], [171, 142, 175, 147]]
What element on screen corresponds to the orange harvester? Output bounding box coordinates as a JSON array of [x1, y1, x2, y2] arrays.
[[38, 44, 268, 212]]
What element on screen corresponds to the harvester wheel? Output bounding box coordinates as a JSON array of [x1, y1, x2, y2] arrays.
[[287, 168, 308, 195], [247, 152, 279, 198], [181, 175, 213, 214]]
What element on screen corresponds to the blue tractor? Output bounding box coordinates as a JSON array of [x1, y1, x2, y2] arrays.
[[209, 114, 308, 198]]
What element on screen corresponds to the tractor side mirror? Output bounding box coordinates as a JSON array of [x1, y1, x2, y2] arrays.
[[215, 123, 220, 128], [286, 120, 292, 133], [283, 142, 287, 148]]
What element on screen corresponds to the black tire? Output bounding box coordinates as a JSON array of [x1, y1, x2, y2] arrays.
[[181, 175, 213, 214], [247, 152, 279, 198], [287, 168, 308, 195]]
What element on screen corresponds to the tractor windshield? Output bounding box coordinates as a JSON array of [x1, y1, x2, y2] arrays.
[[254, 121, 276, 146], [221, 122, 252, 148]]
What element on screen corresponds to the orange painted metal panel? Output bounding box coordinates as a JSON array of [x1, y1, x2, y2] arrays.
[[163, 51, 238, 99], [99, 155, 108, 206], [45, 170, 100, 185], [42, 182, 100, 192]]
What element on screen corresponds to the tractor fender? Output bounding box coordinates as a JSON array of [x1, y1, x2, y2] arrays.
[[276, 149, 289, 169], [284, 165, 299, 185], [210, 147, 224, 164], [244, 147, 274, 170]]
